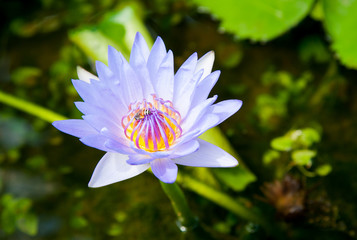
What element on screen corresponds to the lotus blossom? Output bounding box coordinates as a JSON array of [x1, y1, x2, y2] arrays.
[[53, 32, 242, 186]]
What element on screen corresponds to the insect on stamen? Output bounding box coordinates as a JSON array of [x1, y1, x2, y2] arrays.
[[134, 108, 152, 121], [122, 96, 182, 152]]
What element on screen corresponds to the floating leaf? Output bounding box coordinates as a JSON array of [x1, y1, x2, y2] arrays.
[[299, 128, 321, 147], [192, 0, 314, 41], [271, 136, 293, 151], [315, 164, 332, 176], [323, 0, 357, 69], [292, 149, 316, 166]]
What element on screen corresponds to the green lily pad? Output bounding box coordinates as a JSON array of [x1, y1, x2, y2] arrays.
[[192, 0, 314, 41], [323, 0, 357, 69]]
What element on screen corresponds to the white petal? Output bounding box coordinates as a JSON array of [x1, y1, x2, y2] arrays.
[[88, 152, 150, 188], [76, 66, 99, 83], [174, 139, 238, 167], [195, 51, 215, 81]]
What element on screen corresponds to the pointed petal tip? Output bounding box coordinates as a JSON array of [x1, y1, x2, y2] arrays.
[[76, 66, 99, 83], [227, 158, 239, 167], [235, 99, 243, 111], [88, 180, 101, 188], [133, 32, 145, 45], [107, 45, 116, 52], [134, 31, 142, 38], [152, 35, 166, 52], [195, 50, 215, 79], [52, 120, 60, 128], [206, 50, 215, 58]]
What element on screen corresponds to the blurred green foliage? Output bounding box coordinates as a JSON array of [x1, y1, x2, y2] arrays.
[[0, 194, 38, 236]]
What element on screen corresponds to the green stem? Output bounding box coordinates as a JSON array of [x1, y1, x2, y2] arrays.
[[0, 90, 67, 122], [297, 165, 316, 177], [160, 182, 198, 231], [177, 174, 269, 230]]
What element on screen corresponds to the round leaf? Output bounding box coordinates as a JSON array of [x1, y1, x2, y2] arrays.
[[323, 0, 357, 69], [271, 136, 293, 151], [292, 149, 316, 166], [315, 164, 332, 176], [193, 0, 314, 41]]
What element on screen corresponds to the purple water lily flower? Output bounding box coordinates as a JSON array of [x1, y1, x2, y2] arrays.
[[53, 32, 242, 187]]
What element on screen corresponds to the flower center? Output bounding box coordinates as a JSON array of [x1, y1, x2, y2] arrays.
[[122, 95, 182, 152]]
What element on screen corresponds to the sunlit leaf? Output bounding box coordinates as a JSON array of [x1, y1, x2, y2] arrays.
[[310, 0, 324, 21], [69, 27, 120, 64], [299, 128, 321, 147], [69, 3, 153, 63], [323, 0, 357, 69], [192, 0, 314, 41], [292, 149, 316, 166], [213, 167, 257, 191], [315, 164, 332, 176], [271, 136, 293, 151]]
